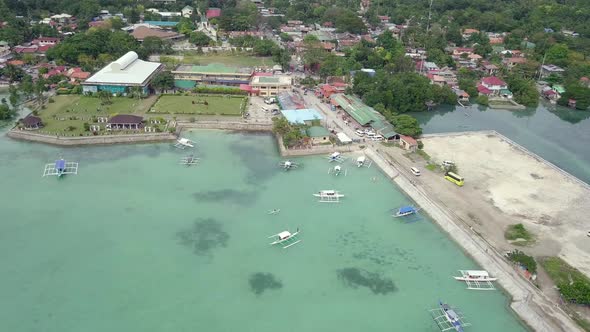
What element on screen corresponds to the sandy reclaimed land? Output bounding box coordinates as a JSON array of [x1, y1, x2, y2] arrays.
[[418, 132, 590, 276]]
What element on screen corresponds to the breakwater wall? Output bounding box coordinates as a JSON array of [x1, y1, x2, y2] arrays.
[[7, 130, 176, 146], [177, 120, 272, 132], [366, 135, 582, 332], [275, 135, 362, 157]]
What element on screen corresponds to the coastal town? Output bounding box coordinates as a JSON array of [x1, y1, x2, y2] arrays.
[[1, 0, 590, 331]]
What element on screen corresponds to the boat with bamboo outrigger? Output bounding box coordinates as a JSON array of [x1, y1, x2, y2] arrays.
[[179, 155, 200, 166], [392, 205, 420, 217], [278, 160, 299, 171], [174, 137, 195, 149], [429, 301, 471, 332], [355, 155, 372, 168], [43, 158, 78, 178], [313, 190, 344, 203], [453, 270, 497, 290], [268, 228, 301, 249]]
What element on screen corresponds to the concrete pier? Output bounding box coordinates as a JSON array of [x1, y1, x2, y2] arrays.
[[366, 146, 581, 332]]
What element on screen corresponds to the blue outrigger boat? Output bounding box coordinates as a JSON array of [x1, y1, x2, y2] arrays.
[[429, 301, 471, 332], [392, 205, 420, 217], [43, 158, 78, 178]]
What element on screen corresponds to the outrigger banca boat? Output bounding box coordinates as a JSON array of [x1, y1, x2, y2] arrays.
[[429, 301, 471, 332], [454, 270, 497, 290], [43, 158, 78, 177], [267, 209, 281, 215], [174, 138, 195, 149], [355, 156, 372, 168], [328, 165, 347, 176], [313, 190, 344, 202], [326, 152, 345, 163], [179, 155, 200, 166], [454, 270, 497, 282], [268, 228, 301, 249], [279, 160, 299, 170], [392, 205, 420, 217]]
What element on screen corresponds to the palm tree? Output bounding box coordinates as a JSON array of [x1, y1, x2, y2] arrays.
[[97, 90, 112, 105], [129, 86, 143, 100]]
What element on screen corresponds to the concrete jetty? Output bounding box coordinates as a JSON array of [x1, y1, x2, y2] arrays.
[[366, 146, 581, 332]]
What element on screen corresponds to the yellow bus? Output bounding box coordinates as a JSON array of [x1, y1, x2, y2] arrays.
[[445, 172, 464, 186]]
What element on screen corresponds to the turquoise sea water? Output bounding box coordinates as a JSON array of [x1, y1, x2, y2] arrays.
[[0, 129, 525, 331]]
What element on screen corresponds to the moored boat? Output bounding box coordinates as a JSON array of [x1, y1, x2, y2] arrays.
[[440, 301, 465, 332], [453, 270, 497, 282]]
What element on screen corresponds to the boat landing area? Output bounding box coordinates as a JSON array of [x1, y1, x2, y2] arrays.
[[365, 130, 587, 332]]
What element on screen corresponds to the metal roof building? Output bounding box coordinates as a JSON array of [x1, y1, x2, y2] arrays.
[[82, 51, 163, 95], [330, 94, 380, 125], [280, 109, 323, 124], [330, 94, 398, 139]]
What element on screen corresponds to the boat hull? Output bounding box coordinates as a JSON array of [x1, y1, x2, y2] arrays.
[[454, 276, 497, 282]]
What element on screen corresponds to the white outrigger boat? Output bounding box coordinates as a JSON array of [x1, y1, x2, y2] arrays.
[[355, 156, 372, 168], [174, 138, 195, 149], [328, 165, 347, 176], [454, 270, 497, 290], [326, 152, 345, 163], [313, 190, 344, 202], [267, 209, 281, 215], [279, 160, 299, 171], [268, 228, 301, 249]]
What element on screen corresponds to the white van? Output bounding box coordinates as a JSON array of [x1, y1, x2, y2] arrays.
[[355, 129, 365, 137], [410, 167, 421, 176], [371, 134, 384, 141], [365, 132, 376, 138]]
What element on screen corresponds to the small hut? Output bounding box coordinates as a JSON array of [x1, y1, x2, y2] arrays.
[[399, 135, 418, 152], [21, 115, 43, 129], [106, 115, 143, 130]]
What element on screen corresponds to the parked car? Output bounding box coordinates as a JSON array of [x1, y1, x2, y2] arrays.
[[442, 160, 454, 167], [371, 135, 384, 141], [410, 167, 421, 176], [355, 129, 365, 137]]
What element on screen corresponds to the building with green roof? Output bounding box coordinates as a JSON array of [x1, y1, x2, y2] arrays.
[[307, 126, 331, 145], [172, 63, 253, 88], [330, 94, 380, 126], [331, 94, 398, 139]]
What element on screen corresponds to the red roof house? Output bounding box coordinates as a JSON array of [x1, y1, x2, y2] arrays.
[[206, 8, 221, 19]]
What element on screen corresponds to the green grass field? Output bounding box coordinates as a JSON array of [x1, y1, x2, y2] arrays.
[[541, 257, 590, 288], [504, 223, 535, 246], [33, 95, 157, 135], [175, 53, 276, 67], [151, 95, 245, 115]]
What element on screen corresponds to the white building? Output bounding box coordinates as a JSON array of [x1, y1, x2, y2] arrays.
[[250, 75, 293, 97], [82, 51, 163, 95]]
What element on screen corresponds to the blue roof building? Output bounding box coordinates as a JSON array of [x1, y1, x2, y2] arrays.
[[143, 21, 179, 27], [280, 109, 324, 125]]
